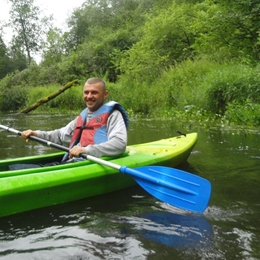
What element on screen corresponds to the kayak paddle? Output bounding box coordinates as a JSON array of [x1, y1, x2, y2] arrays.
[[0, 124, 211, 213]]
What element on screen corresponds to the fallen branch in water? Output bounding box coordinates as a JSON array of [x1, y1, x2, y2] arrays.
[[20, 80, 79, 114]]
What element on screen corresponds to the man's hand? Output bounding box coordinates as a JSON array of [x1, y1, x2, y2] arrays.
[[69, 146, 86, 158], [21, 129, 37, 142]]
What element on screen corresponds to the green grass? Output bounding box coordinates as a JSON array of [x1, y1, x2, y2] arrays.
[[1, 59, 259, 128]]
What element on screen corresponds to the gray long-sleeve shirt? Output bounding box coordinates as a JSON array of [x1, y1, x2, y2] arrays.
[[36, 110, 127, 158]]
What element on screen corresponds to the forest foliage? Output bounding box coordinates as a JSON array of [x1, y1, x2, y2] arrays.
[[0, 0, 260, 127]]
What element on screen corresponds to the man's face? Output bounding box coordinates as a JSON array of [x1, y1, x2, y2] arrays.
[[83, 82, 108, 112]]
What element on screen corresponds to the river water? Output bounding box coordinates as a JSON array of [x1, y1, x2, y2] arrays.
[[0, 113, 259, 260]]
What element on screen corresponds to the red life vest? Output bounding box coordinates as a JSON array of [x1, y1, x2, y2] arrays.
[[69, 101, 128, 147]]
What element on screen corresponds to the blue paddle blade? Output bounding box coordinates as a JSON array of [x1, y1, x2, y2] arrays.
[[119, 166, 211, 213]]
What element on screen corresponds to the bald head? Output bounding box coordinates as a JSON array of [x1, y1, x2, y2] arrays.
[[85, 78, 107, 92]]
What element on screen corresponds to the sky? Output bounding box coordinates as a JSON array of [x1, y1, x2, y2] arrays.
[[0, 0, 86, 42]]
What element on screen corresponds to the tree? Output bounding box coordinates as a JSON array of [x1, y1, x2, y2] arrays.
[[0, 35, 12, 79], [118, 2, 197, 83], [62, 0, 153, 81], [193, 0, 260, 62], [41, 28, 65, 66], [8, 37, 28, 71], [7, 0, 52, 64]]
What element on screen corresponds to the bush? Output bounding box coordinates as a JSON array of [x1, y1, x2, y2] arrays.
[[205, 64, 260, 114], [225, 100, 260, 127], [0, 86, 28, 112]]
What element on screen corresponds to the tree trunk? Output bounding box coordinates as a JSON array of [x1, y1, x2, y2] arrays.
[[20, 79, 79, 114]]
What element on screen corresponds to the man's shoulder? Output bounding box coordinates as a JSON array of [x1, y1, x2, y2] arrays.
[[110, 109, 122, 116]]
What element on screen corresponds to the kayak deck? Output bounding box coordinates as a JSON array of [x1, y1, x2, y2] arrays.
[[0, 133, 197, 217]]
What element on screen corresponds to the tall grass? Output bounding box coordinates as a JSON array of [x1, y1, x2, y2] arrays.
[[1, 59, 259, 127], [114, 59, 260, 127]]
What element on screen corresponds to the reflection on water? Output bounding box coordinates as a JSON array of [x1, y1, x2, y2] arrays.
[[0, 114, 260, 259], [121, 212, 213, 249], [1, 225, 150, 260]]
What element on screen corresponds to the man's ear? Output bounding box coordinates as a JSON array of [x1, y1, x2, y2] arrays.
[[104, 90, 109, 99]]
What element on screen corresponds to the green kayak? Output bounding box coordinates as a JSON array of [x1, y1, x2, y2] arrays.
[[0, 133, 197, 218]]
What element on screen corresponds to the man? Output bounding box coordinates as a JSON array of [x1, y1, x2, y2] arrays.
[[22, 77, 128, 160]]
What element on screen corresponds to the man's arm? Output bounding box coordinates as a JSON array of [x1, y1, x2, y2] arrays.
[[35, 118, 78, 145]]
